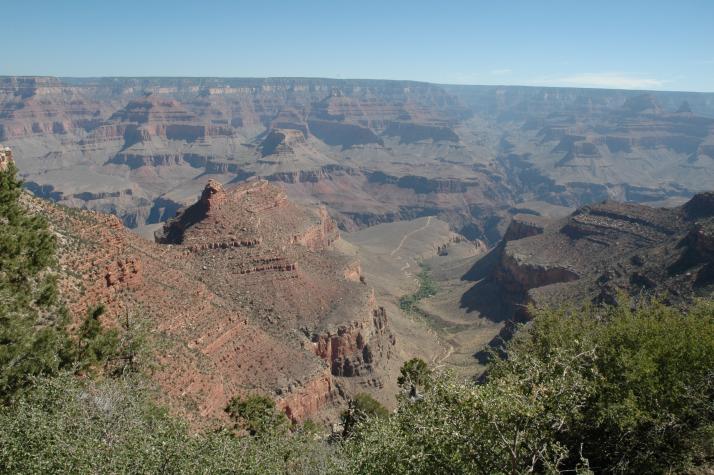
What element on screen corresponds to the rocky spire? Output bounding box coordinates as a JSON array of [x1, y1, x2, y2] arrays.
[[155, 180, 226, 244], [0, 145, 12, 172], [200, 179, 226, 210]]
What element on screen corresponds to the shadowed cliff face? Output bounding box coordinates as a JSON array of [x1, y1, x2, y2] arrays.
[[3, 77, 714, 245], [465, 192, 714, 319], [456, 192, 714, 367], [154, 179, 225, 244]]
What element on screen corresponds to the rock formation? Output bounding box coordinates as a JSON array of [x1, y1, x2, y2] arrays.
[[484, 193, 714, 313], [5, 76, 713, 245], [40, 177, 395, 427], [0, 145, 11, 171]]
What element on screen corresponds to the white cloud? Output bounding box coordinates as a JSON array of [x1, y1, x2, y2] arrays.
[[534, 72, 668, 90], [490, 69, 512, 75]]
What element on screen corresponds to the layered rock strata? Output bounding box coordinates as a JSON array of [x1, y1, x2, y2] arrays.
[[486, 193, 714, 312], [41, 178, 394, 427]]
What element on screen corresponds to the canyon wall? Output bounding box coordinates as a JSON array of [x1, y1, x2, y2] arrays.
[[5, 77, 713, 247]]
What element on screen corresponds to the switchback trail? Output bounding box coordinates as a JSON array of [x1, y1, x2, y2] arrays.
[[390, 216, 433, 256]]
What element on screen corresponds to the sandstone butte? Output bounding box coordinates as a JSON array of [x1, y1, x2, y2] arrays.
[[38, 173, 396, 426]]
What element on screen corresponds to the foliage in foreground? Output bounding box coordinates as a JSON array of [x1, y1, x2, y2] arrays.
[[226, 394, 290, 437], [1, 298, 713, 474], [341, 392, 389, 438], [345, 299, 714, 474], [0, 163, 130, 400], [0, 374, 344, 474], [0, 161, 71, 399]]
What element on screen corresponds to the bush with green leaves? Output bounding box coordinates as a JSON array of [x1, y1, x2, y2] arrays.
[[0, 162, 132, 400], [0, 161, 73, 399], [397, 358, 431, 395], [345, 346, 591, 473], [0, 374, 346, 474], [226, 394, 290, 437], [529, 299, 714, 472], [341, 392, 389, 438], [346, 299, 714, 474], [74, 305, 119, 370], [399, 264, 438, 313]]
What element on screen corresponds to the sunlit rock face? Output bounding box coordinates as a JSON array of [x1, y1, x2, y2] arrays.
[[5, 77, 713, 245], [38, 176, 394, 427]]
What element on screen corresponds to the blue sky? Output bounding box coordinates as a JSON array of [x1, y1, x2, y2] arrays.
[[3, 0, 713, 91]]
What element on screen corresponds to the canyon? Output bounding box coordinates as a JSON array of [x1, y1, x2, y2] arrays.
[[4, 75, 714, 423], [40, 176, 405, 426], [3, 76, 714, 245]]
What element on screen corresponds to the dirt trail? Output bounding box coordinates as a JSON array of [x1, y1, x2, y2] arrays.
[[433, 343, 454, 367], [390, 216, 433, 256]]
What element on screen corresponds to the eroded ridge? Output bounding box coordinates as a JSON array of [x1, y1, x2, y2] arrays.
[[487, 194, 714, 312], [43, 178, 395, 426]]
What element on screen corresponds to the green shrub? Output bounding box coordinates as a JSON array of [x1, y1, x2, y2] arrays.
[[399, 264, 438, 313], [0, 163, 128, 399], [226, 394, 290, 437], [524, 299, 714, 472], [341, 393, 389, 438], [0, 374, 346, 474], [0, 162, 73, 399], [397, 358, 431, 396], [346, 299, 714, 474]]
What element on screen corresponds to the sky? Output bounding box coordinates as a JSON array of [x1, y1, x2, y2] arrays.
[[3, 0, 713, 92]]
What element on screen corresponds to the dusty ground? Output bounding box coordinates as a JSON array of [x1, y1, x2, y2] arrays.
[[345, 216, 501, 381]]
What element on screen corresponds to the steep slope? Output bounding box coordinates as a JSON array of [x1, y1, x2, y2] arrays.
[[486, 192, 714, 311], [42, 178, 397, 425]]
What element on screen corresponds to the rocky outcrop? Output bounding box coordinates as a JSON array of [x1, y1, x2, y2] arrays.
[[312, 303, 393, 377], [155, 179, 226, 244], [343, 260, 363, 282], [276, 370, 335, 422], [684, 191, 714, 220], [0, 145, 11, 171], [37, 174, 397, 427], [259, 128, 306, 157], [292, 207, 340, 250], [149, 178, 395, 421], [104, 257, 143, 288], [493, 250, 579, 295], [481, 192, 714, 314], [157, 179, 339, 251], [502, 214, 548, 241]]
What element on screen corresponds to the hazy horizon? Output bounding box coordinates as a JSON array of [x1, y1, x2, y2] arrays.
[[4, 0, 713, 92]]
